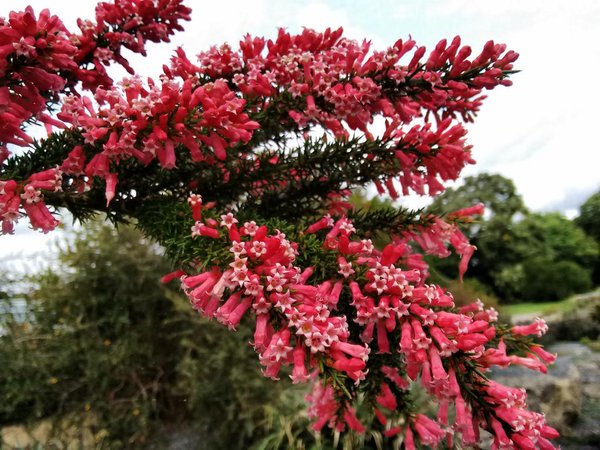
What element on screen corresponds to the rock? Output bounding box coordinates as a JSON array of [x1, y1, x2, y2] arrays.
[[538, 370, 582, 430], [1, 420, 52, 449], [549, 342, 593, 358], [492, 363, 582, 434], [492, 341, 600, 448], [1, 414, 98, 449]]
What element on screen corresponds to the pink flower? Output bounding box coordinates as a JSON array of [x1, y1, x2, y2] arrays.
[[376, 383, 397, 410], [511, 317, 548, 337], [343, 407, 364, 433], [413, 414, 445, 447], [337, 256, 355, 278], [290, 345, 310, 383]]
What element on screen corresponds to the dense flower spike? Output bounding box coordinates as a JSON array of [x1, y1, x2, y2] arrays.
[[180, 211, 558, 447], [2, 14, 515, 234], [1, 2, 559, 448], [0, 1, 191, 148], [0, 168, 61, 233]]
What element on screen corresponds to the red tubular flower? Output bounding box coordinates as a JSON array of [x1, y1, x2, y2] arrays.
[[529, 345, 557, 365], [225, 297, 252, 329], [376, 383, 397, 410], [413, 414, 445, 447], [511, 317, 548, 337], [22, 201, 58, 233], [104, 173, 118, 206], [509, 355, 548, 373], [343, 407, 364, 433], [160, 270, 185, 284], [253, 313, 270, 351], [404, 427, 416, 450], [511, 432, 536, 450], [376, 319, 390, 353], [448, 203, 485, 219], [428, 346, 447, 380], [196, 224, 220, 239], [306, 215, 334, 234], [290, 344, 310, 384]]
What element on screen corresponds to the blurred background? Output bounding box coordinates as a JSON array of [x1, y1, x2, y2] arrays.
[[1, 0, 599, 448]]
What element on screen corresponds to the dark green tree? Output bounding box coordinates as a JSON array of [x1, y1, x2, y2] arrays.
[[512, 213, 598, 268], [576, 189, 600, 242], [429, 173, 526, 220], [575, 189, 600, 284], [496, 257, 592, 303], [427, 173, 527, 287], [1, 223, 181, 446], [491, 213, 597, 302]]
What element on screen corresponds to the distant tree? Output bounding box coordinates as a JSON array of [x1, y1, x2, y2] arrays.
[[496, 258, 593, 303], [513, 212, 598, 268], [576, 189, 600, 242], [576, 190, 600, 284], [490, 213, 597, 302], [427, 173, 527, 285], [0, 223, 182, 446], [429, 173, 527, 221], [524, 258, 593, 302]]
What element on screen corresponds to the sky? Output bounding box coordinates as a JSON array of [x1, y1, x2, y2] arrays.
[[1, 0, 600, 264]]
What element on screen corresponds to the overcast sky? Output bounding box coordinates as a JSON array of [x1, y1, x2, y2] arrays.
[[2, 0, 599, 263]]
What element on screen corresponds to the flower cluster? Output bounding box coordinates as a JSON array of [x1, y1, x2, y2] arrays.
[[168, 28, 517, 197], [73, 0, 191, 89], [0, 0, 191, 149], [408, 204, 484, 280], [0, 7, 76, 146], [1, 22, 517, 235], [179, 204, 559, 449], [0, 168, 61, 234], [183, 206, 369, 384], [58, 76, 259, 204]]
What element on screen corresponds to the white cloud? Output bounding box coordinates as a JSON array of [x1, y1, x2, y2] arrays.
[[388, 0, 600, 212], [462, 6, 600, 211]]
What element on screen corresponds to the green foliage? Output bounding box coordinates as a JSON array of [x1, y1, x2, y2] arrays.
[[429, 173, 526, 220], [428, 173, 598, 303], [347, 189, 425, 248], [0, 223, 186, 446], [576, 189, 600, 242], [575, 189, 600, 284], [491, 214, 598, 302], [512, 213, 598, 268], [0, 222, 307, 449], [497, 257, 593, 303]]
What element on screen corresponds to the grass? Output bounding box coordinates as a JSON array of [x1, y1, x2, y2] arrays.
[[501, 289, 600, 318], [501, 297, 577, 317]]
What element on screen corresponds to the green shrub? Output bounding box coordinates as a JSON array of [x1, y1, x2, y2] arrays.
[[0, 223, 304, 449], [520, 258, 593, 302], [495, 258, 592, 303], [544, 316, 600, 342]]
